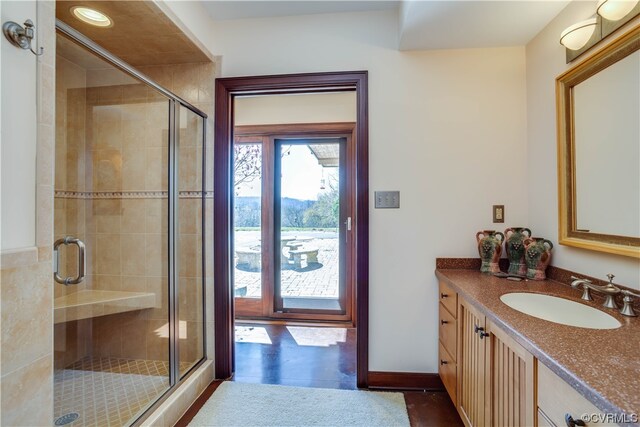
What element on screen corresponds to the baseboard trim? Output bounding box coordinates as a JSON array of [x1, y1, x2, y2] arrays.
[[367, 371, 444, 391]]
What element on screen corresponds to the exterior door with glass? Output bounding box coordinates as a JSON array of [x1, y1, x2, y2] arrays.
[[233, 125, 354, 323]]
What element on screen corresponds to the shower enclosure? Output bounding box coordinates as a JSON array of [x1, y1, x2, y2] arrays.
[[53, 22, 206, 426]]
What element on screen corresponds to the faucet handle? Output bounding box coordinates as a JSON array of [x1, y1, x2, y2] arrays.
[[621, 289, 640, 298], [620, 289, 639, 317]]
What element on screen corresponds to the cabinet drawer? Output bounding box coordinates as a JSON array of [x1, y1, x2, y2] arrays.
[[438, 341, 457, 405], [439, 303, 456, 360], [439, 281, 457, 317], [538, 362, 606, 426]]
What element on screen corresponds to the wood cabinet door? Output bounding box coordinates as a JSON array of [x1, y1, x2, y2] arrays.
[[487, 319, 535, 427], [458, 299, 489, 427]]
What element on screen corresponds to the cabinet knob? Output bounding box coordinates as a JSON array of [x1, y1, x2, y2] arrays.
[[474, 324, 489, 339], [440, 359, 448, 365], [440, 319, 448, 325], [565, 413, 586, 427], [440, 293, 448, 299]]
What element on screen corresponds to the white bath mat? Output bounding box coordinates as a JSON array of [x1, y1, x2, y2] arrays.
[[189, 381, 410, 426]]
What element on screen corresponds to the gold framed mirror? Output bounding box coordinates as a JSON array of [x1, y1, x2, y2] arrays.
[[556, 25, 640, 258]]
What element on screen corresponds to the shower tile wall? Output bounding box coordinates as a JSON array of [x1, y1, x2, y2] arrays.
[[54, 56, 90, 368], [138, 61, 215, 369], [83, 82, 170, 364], [54, 58, 214, 372]]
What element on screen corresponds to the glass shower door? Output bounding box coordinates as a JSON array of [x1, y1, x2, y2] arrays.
[[177, 105, 205, 377], [54, 33, 171, 427]]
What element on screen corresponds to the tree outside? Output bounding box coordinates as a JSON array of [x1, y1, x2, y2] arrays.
[[234, 144, 339, 230]]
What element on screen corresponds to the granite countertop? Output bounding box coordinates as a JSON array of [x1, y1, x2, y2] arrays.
[[435, 268, 640, 419]]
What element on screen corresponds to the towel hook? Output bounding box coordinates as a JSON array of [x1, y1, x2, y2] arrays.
[[3, 19, 44, 56]]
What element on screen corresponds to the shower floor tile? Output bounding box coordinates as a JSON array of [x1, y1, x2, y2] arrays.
[[54, 357, 189, 427]]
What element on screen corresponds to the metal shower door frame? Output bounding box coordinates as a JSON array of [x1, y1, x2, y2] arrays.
[[55, 20, 208, 425]]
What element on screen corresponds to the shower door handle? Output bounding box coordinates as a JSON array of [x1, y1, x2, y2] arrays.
[[53, 236, 86, 285]]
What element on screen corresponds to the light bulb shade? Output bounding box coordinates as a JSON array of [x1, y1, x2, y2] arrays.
[[71, 6, 113, 27], [597, 0, 638, 20], [560, 18, 597, 50]]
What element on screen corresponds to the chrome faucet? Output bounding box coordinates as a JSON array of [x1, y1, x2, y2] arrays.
[[571, 274, 621, 310]]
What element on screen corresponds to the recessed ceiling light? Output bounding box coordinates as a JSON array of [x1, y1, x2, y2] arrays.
[[71, 6, 113, 27]]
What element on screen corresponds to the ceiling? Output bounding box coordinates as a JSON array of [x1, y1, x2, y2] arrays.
[[399, 1, 571, 50], [57, 33, 112, 70], [201, 0, 570, 50], [203, 0, 399, 21], [56, 0, 211, 66]]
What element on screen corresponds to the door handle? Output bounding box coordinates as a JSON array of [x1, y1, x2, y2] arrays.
[[345, 216, 352, 231], [53, 236, 86, 285]]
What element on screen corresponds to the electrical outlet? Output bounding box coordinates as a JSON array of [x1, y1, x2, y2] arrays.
[[375, 191, 400, 208], [493, 205, 505, 223]]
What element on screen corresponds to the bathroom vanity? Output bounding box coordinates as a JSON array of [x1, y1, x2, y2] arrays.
[[435, 267, 639, 427]]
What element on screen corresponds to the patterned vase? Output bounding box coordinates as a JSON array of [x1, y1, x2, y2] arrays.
[[523, 237, 553, 280], [476, 230, 505, 274], [505, 227, 532, 276]]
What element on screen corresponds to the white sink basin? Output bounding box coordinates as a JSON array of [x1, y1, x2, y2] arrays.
[[500, 293, 621, 330]]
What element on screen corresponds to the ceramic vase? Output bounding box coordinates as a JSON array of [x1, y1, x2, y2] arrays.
[[505, 227, 532, 276], [523, 237, 553, 280], [476, 230, 504, 274]]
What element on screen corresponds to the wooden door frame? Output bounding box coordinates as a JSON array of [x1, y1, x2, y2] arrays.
[[214, 71, 369, 387], [233, 123, 355, 322]]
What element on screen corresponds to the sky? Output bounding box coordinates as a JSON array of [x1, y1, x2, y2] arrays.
[[236, 144, 338, 201]]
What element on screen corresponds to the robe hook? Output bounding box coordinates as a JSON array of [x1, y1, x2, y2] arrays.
[[3, 19, 44, 56]]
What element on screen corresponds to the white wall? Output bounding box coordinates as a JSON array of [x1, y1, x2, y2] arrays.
[[235, 92, 356, 126], [155, 0, 216, 62], [1, 1, 37, 251], [212, 10, 529, 373], [526, 2, 640, 289]]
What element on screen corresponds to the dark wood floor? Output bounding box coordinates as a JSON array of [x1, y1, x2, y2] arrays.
[[176, 323, 462, 426], [233, 322, 357, 389]]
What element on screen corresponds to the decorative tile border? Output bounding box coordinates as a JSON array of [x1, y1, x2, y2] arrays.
[[54, 190, 213, 199]]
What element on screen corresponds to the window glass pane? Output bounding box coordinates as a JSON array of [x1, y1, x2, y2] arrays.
[[233, 143, 263, 301], [279, 143, 341, 310]]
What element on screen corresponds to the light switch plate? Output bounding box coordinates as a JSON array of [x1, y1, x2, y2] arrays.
[[493, 205, 505, 223], [375, 191, 400, 208]]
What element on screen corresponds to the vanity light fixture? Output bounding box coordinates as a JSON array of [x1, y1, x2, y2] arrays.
[[71, 6, 112, 27], [596, 0, 639, 21], [559, 18, 597, 50], [560, 0, 639, 62]]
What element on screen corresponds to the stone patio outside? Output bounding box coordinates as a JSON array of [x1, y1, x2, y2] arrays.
[[234, 230, 339, 299]]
